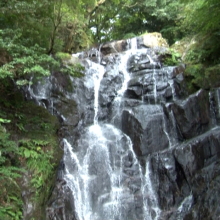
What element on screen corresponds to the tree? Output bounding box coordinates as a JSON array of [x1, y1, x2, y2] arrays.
[[87, 0, 184, 44], [180, 0, 220, 64], [0, 0, 54, 50]]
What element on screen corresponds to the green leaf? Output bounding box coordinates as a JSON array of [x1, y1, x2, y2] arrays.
[[24, 149, 31, 158], [0, 118, 11, 123]]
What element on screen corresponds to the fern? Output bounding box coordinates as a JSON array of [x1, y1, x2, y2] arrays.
[[0, 124, 23, 220], [18, 139, 55, 198], [0, 167, 23, 179]]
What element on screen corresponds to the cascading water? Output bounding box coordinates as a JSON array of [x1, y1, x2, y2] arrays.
[[147, 55, 157, 104], [24, 35, 220, 220], [25, 35, 196, 220], [91, 62, 105, 124], [144, 159, 161, 220], [58, 36, 191, 220], [62, 40, 154, 220]]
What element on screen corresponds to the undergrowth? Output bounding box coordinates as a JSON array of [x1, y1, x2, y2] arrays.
[[0, 79, 61, 219]]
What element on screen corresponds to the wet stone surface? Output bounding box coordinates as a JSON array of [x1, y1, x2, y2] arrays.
[[24, 36, 220, 220]]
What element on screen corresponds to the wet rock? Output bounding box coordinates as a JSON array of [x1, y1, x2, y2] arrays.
[[122, 105, 169, 156], [23, 35, 220, 220], [171, 89, 210, 139], [127, 52, 160, 72], [174, 127, 220, 179], [99, 70, 123, 107], [212, 88, 220, 125], [163, 86, 173, 99], [101, 39, 129, 55]]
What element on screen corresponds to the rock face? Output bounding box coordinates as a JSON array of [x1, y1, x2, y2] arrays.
[[24, 35, 220, 220]]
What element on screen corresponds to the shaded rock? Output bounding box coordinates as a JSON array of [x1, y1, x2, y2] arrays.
[[174, 127, 220, 179], [22, 34, 220, 220], [122, 105, 169, 156], [99, 70, 123, 107], [53, 99, 79, 126], [171, 89, 210, 139], [101, 40, 129, 55]]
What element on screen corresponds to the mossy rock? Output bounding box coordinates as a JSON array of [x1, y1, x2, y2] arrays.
[[55, 52, 71, 61], [141, 32, 169, 48]]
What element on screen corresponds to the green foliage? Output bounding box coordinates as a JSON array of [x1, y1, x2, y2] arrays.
[[0, 81, 61, 219], [92, 0, 183, 44], [180, 0, 220, 34], [203, 64, 220, 88], [123, 33, 137, 39], [0, 28, 85, 85], [0, 124, 23, 220], [0, 203, 23, 220], [180, 0, 220, 65], [0, 0, 54, 50], [0, 125, 21, 177], [183, 34, 220, 65], [0, 0, 185, 52], [184, 64, 206, 92], [185, 63, 220, 93], [0, 118, 10, 123], [61, 64, 85, 78], [19, 139, 54, 196], [0, 29, 60, 83], [163, 48, 181, 66], [55, 52, 72, 61], [55, 52, 85, 77]]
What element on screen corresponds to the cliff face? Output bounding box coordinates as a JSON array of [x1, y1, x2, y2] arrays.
[[25, 35, 220, 220]]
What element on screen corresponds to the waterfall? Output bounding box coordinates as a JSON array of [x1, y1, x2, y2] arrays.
[[147, 55, 157, 103], [60, 38, 166, 220], [23, 36, 220, 220], [152, 68, 157, 104], [63, 124, 146, 220], [144, 159, 161, 220], [91, 62, 105, 124]]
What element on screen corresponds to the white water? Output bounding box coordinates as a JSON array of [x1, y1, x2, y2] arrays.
[[130, 37, 137, 50], [176, 194, 193, 219], [144, 159, 161, 220], [147, 55, 157, 103], [62, 42, 176, 220], [111, 44, 137, 125], [22, 34, 210, 220], [64, 123, 146, 220], [85, 60, 105, 124]]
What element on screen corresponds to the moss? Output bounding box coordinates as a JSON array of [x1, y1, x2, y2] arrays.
[[141, 32, 169, 48], [55, 52, 71, 61]]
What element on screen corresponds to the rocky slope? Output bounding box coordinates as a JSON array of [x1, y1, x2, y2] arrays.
[[25, 34, 220, 220]]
